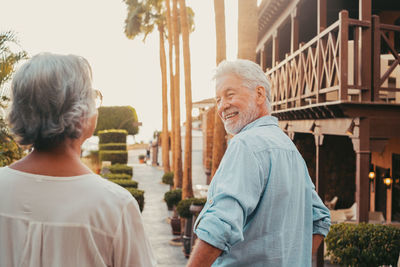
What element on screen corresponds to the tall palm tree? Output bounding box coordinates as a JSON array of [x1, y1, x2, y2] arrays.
[[237, 0, 258, 61], [124, 0, 171, 172], [165, 0, 175, 176], [179, 0, 194, 199], [211, 0, 227, 179], [172, 0, 183, 189]]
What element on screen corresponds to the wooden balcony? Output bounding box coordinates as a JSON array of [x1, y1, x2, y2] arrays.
[[266, 10, 400, 119]]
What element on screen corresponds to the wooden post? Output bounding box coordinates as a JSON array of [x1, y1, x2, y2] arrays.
[[339, 11, 349, 101], [386, 186, 392, 223], [317, 0, 327, 33], [314, 133, 324, 267], [272, 31, 279, 67], [372, 15, 381, 102], [359, 0, 372, 101], [291, 8, 299, 54], [351, 118, 370, 222], [260, 49, 265, 71]]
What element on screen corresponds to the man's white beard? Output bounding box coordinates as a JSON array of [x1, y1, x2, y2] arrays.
[[223, 101, 259, 135]]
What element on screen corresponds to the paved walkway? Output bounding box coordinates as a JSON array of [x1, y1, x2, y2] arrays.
[[129, 150, 188, 267]]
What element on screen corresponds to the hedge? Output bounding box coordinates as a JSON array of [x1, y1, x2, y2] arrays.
[[99, 150, 128, 164], [177, 198, 206, 219], [162, 172, 174, 186], [108, 179, 138, 188], [99, 143, 127, 151], [326, 223, 400, 266], [164, 188, 182, 210], [98, 129, 127, 144], [108, 164, 133, 176], [95, 106, 139, 135], [102, 173, 131, 180], [126, 188, 144, 212]]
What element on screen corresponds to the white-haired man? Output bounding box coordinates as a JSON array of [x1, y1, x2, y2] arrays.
[[187, 59, 331, 267]]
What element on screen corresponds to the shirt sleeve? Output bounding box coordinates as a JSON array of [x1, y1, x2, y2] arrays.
[[194, 138, 266, 252], [311, 186, 331, 237], [113, 200, 156, 267]]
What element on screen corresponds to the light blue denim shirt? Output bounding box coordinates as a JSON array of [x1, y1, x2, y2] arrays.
[[194, 115, 331, 267]]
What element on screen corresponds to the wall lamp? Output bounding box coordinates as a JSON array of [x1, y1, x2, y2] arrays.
[[383, 176, 393, 188], [346, 119, 355, 136], [368, 164, 375, 180]]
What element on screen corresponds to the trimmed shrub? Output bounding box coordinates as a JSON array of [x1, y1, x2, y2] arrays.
[[164, 189, 182, 210], [108, 164, 133, 176], [162, 172, 174, 186], [108, 179, 138, 188], [99, 150, 128, 164], [102, 173, 131, 180], [98, 129, 127, 144], [177, 198, 207, 219], [126, 188, 144, 212], [99, 143, 127, 151], [95, 106, 139, 135], [326, 223, 400, 266]]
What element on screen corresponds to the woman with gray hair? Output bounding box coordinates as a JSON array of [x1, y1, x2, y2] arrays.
[[0, 53, 156, 267]]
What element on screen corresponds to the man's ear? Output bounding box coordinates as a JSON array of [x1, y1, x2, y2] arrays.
[[255, 86, 266, 105]]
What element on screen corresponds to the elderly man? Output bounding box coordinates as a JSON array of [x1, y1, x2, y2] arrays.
[[187, 59, 330, 267]]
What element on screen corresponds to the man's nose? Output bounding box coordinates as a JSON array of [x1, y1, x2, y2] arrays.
[[217, 98, 229, 113]]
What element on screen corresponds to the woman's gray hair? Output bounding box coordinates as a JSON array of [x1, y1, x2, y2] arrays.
[[214, 59, 271, 112], [8, 52, 96, 150]]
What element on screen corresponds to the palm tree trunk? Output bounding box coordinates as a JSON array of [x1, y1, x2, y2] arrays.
[[166, 0, 175, 176], [211, 0, 227, 179], [158, 25, 170, 173], [179, 0, 194, 199], [237, 0, 257, 61], [172, 0, 183, 189]]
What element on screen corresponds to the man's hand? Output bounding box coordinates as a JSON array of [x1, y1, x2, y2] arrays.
[[186, 239, 223, 267], [312, 234, 324, 254]]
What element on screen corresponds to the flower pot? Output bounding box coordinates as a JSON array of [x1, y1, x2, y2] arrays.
[[170, 216, 181, 235]]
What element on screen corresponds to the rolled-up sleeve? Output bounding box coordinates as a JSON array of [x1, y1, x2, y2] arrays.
[[311, 188, 331, 237], [194, 139, 266, 252]]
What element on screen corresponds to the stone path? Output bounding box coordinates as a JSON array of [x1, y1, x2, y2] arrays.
[[129, 150, 188, 267]]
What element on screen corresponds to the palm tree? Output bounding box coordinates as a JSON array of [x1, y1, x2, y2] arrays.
[[211, 0, 227, 179], [123, 0, 171, 172], [237, 0, 258, 61], [171, 0, 183, 189], [179, 0, 194, 199]]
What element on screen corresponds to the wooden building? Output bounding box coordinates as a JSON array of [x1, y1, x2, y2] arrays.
[[256, 0, 400, 224]]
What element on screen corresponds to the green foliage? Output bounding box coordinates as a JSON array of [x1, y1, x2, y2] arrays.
[[326, 223, 400, 266], [102, 173, 132, 180], [161, 171, 174, 186], [164, 188, 182, 209], [0, 31, 28, 90], [95, 106, 138, 135], [0, 97, 23, 166], [99, 150, 128, 164], [177, 198, 206, 219], [98, 129, 128, 144], [126, 188, 145, 212], [108, 179, 138, 189], [108, 164, 133, 176], [99, 143, 127, 151]]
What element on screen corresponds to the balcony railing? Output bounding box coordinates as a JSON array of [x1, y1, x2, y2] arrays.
[[266, 10, 400, 113]]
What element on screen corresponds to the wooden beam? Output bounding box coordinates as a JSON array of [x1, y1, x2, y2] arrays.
[[290, 8, 299, 53], [317, 0, 327, 33], [359, 0, 372, 101], [272, 31, 279, 67], [339, 11, 349, 101]]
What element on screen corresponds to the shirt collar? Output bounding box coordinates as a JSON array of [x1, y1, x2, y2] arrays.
[[238, 115, 279, 134]]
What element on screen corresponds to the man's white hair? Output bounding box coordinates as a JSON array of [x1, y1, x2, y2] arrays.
[[213, 59, 271, 112]]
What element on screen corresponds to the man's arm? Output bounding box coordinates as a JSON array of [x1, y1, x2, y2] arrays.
[[187, 239, 223, 267], [312, 234, 324, 254]]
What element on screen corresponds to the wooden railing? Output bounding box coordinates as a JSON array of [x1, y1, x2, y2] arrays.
[[266, 10, 400, 112]]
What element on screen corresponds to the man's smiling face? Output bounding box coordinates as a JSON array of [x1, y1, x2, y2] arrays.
[[215, 74, 259, 135]]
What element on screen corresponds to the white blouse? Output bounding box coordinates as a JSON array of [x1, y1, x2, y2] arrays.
[[0, 167, 156, 267]]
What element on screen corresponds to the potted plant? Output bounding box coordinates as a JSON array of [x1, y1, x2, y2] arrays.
[[138, 154, 146, 164], [177, 198, 207, 258], [164, 189, 182, 235], [161, 171, 174, 190]]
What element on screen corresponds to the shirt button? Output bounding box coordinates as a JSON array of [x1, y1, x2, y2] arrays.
[[208, 199, 213, 204]]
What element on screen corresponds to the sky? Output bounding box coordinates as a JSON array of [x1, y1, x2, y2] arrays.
[[0, 0, 239, 142]]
